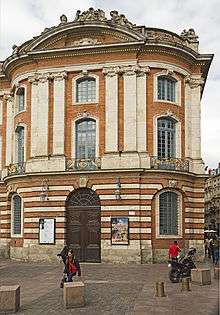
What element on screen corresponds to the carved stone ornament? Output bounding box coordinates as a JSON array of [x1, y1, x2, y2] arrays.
[[160, 109, 175, 118], [7, 184, 17, 194], [161, 69, 174, 77], [185, 75, 204, 89], [110, 10, 135, 29], [102, 66, 121, 77], [60, 14, 68, 24], [52, 71, 67, 81], [12, 44, 19, 56], [3, 93, 13, 102], [77, 110, 90, 118], [74, 8, 107, 22], [79, 176, 88, 188], [72, 38, 100, 46], [121, 65, 141, 76], [168, 180, 178, 188], [180, 28, 198, 43]]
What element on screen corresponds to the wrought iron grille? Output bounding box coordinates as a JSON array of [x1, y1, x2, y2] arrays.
[[67, 188, 101, 207], [13, 195, 22, 235], [66, 158, 101, 171], [7, 163, 25, 176], [150, 157, 189, 172]]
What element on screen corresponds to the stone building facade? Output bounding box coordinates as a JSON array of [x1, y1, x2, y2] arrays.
[[0, 9, 213, 263], [205, 164, 220, 234]]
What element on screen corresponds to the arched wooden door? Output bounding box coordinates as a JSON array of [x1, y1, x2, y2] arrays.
[[66, 188, 101, 262]]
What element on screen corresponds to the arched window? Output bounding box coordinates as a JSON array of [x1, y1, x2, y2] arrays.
[[157, 118, 176, 159], [76, 119, 96, 159], [12, 195, 22, 235], [76, 77, 96, 103], [157, 76, 176, 102], [159, 191, 178, 235], [15, 126, 24, 163], [16, 87, 25, 112]]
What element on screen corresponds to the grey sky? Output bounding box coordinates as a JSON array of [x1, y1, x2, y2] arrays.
[[0, 0, 219, 168]]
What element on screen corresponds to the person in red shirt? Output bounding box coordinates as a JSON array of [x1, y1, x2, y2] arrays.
[[65, 249, 81, 283], [168, 241, 181, 261]]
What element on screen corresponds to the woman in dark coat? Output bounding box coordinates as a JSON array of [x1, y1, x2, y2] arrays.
[[65, 249, 81, 282]]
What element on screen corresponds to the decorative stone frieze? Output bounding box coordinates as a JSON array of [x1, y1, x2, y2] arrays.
[[52, 71, 67, 81], [185, 75, 204, 89], [72, 38, 100, 46]]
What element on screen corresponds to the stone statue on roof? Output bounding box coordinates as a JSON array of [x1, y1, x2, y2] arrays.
[[74, 8, 107, 22]]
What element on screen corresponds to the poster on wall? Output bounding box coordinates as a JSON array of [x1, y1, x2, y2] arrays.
[[39, 218, 55, 244], [111, 217, 129, 245]]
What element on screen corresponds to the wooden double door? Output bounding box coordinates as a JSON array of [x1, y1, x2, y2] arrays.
[[66, 188, 101, 262]]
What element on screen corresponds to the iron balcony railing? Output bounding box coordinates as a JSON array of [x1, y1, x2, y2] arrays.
[[150, 157, 190, 172], [66, 158, 101, 171], [7, 162, 26, 176]]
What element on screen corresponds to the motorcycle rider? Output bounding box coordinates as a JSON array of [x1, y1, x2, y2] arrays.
[[168, 240, 181, 261]]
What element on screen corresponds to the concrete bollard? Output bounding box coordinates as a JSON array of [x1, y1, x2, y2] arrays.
[[0, 285, 20, 314], [191, 268, 211, 285], [155, 282, 166, 297], [214, 267, 219, 279], [63, 281, 85, 309], [181, 277, 191, 292]]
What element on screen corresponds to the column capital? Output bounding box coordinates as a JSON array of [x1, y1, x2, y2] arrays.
[[28, 73, 51, 84], [102, 66, 121, 77], [185, 75, 204, 89], [52, 71, 67, 81], [3, 93, 14, 102]]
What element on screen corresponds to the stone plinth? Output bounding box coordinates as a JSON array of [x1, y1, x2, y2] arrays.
[[63, 282, 85, 309], [0, 285, 20, 314], [214, 267, 219, 279], [191, 269, 211, 285]]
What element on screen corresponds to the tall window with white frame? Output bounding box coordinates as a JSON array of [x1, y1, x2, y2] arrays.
[[157, 76, 176, 102], [16, 87, 25, 112], [12, 195, 22, 236], [159, 191, 178, 235], [76, 119, 96, 160], [76, 77, 96, 103], [157, 118, 176, 159], [15, 126, 24, 164]]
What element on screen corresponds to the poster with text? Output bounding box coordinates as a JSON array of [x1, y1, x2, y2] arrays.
[[39, 218, 55, 244], [111, 217, 129, 245]]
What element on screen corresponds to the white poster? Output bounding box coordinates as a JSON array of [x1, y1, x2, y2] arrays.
[[39, 218, 55, 244]]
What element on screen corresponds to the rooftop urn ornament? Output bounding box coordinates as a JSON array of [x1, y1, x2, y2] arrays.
[[60, 14, 68, 24]]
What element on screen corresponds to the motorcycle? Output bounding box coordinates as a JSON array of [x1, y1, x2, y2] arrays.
[[168, 247, 197, 283]]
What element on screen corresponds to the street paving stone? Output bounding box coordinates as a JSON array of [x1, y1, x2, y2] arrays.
[[0, 259, 219, 315]]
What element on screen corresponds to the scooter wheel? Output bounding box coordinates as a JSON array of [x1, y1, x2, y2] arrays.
[[169, 270, 181, 283]]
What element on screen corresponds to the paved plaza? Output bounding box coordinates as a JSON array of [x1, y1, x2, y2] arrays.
[[0, 259, 219, 315]]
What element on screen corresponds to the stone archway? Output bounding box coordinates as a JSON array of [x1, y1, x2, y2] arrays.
[[66, 188, 101, 262]]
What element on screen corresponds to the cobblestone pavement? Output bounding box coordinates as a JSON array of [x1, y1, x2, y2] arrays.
[[0, 259, 219, 315]]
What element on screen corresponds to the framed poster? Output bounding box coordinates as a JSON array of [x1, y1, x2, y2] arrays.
[[39, 218, 55, 244], [111, 217, 129, 245]]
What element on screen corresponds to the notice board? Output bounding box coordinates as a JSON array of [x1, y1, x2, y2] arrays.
[[39, 218, 55, 244]]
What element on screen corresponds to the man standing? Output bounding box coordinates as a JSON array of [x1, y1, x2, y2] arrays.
[[168, 240, 181, 261]]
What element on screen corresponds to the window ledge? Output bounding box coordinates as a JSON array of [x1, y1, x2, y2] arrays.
[[73, 101, 98, 105], [156, 235, 182, 239], [155, 99, 180, 106]]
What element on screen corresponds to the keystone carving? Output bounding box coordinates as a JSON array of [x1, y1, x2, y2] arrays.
[[168, 180, 178, 188], [79, 176, 88, 188]]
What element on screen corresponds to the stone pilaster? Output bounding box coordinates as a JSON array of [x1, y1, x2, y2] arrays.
[[4, 94, 14, 166], [103, 66, 120, 153], [29, 73, 49, 157], [52, 72, 67, 155]]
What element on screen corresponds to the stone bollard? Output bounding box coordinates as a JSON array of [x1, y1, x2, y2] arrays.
[[0, 285, 20, 314], [191, 268, 211, 285], [214, 267, 219, 279], [155, 282, 166, 297], [63, 281, 85, 309], [181, 277, 191, 292]]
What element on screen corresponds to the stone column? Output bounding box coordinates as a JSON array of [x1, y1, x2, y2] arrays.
[[4, 94, 14, 166], [29, 74, 49, 157], [185, 75, 204, 173], [123, 65, 138, 151], [52, 72, 67, 155], [103, 66, 120, 152]]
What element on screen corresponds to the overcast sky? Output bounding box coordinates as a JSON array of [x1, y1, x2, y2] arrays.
[[0, 0, 219, 169]]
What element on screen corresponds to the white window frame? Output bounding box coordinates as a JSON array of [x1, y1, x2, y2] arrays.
[[73, 74, 99, 105], [155, 189, 182, 239], [11, 194, 23, 237], [72, 116, 99, 159], [153, 113, 181, 158], [15, 85, 27, 114], [13, 123, 26, 164], [154, 71, 181, 105]]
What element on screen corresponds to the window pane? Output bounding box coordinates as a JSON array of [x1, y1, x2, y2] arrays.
[[159, 192, 178, 235], [16, 127, 24, 163], [158, 118, 175, 159], [13, 195, 22, 235], [76, 78, 96, 103], [17, 88, 25, 112], [76, 119, 96, 159], [157, 76, 176, 102]]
